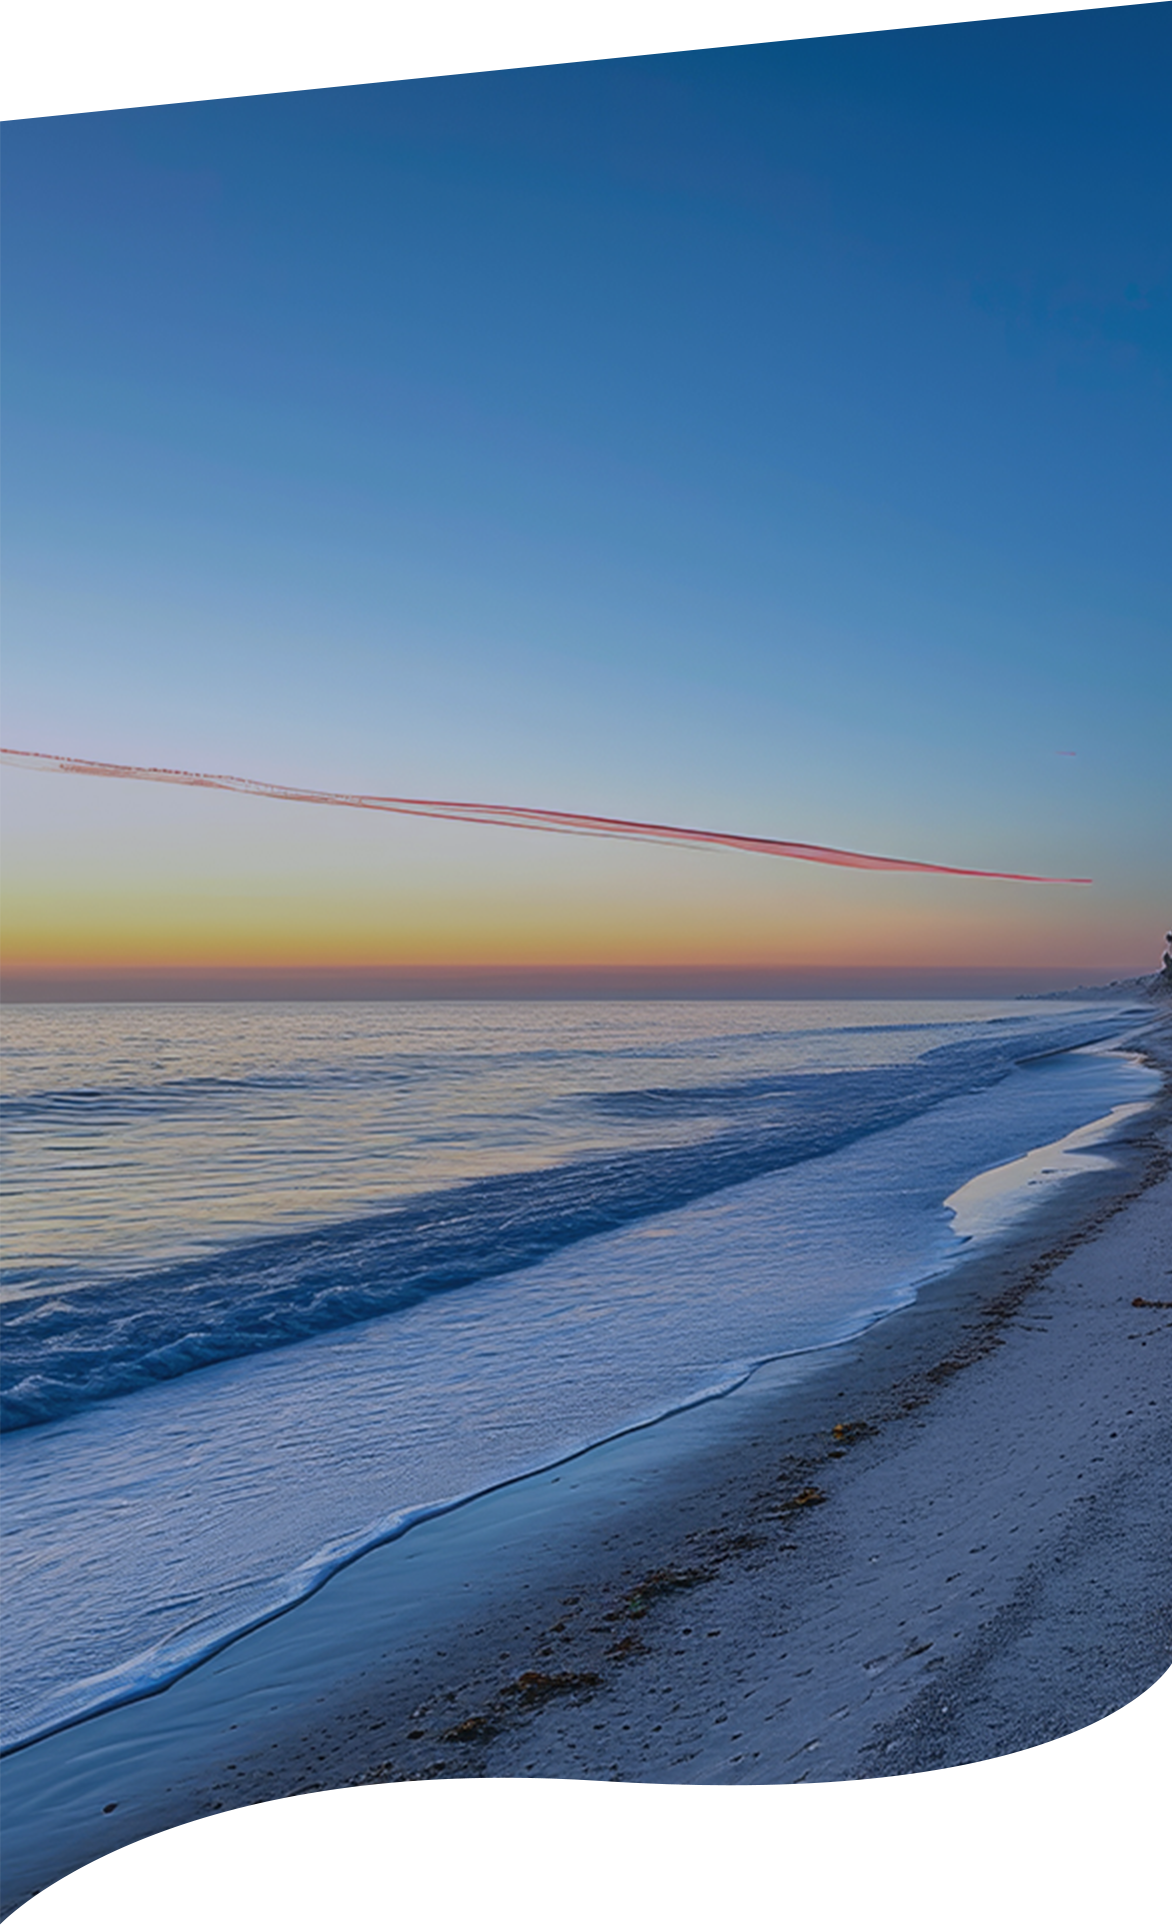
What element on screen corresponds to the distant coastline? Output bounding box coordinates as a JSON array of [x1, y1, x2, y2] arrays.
[[1027, 973, 1170, 1002]]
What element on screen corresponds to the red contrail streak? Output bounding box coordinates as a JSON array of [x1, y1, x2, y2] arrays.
[[0, 748, 1092, 883]]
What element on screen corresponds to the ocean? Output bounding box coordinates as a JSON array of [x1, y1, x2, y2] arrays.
[[0, 996, 1158, 1757]]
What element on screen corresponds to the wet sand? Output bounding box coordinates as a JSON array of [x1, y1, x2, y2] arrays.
[[4, 1004, 1169, 1914]]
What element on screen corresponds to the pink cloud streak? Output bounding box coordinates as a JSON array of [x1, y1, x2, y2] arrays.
[[0, 748, 1091, 883]]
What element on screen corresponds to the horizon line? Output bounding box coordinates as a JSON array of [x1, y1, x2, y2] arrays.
[[1, 963, 1149, 1005]]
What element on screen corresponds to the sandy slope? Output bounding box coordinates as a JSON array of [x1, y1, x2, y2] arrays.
[[4, 1008, 1162, 1925]]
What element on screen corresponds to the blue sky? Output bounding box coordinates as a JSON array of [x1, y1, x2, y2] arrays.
[[2, 6, 1168, 974]]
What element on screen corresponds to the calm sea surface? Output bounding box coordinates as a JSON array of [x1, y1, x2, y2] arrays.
[[0, 997, 1158, 1752]]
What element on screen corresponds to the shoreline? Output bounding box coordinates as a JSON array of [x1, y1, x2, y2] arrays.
[[2, 1016, 1170, 1917], [7, 1070, 1144, 1766], [3, 1006, 1151, 1759]]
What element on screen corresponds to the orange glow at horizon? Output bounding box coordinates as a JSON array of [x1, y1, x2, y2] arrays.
[[0, 859, 1140, 976], [1, 755, 1148, 981]]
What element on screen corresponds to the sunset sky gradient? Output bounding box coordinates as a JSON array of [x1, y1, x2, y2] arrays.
[[2, 7, 1168, 989]]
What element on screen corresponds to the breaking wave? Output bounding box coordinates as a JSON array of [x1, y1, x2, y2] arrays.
[[0, 1011, 1135, 1432]]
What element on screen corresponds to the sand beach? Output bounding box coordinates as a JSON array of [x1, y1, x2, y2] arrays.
[[3, 996, 1168, 1915]]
